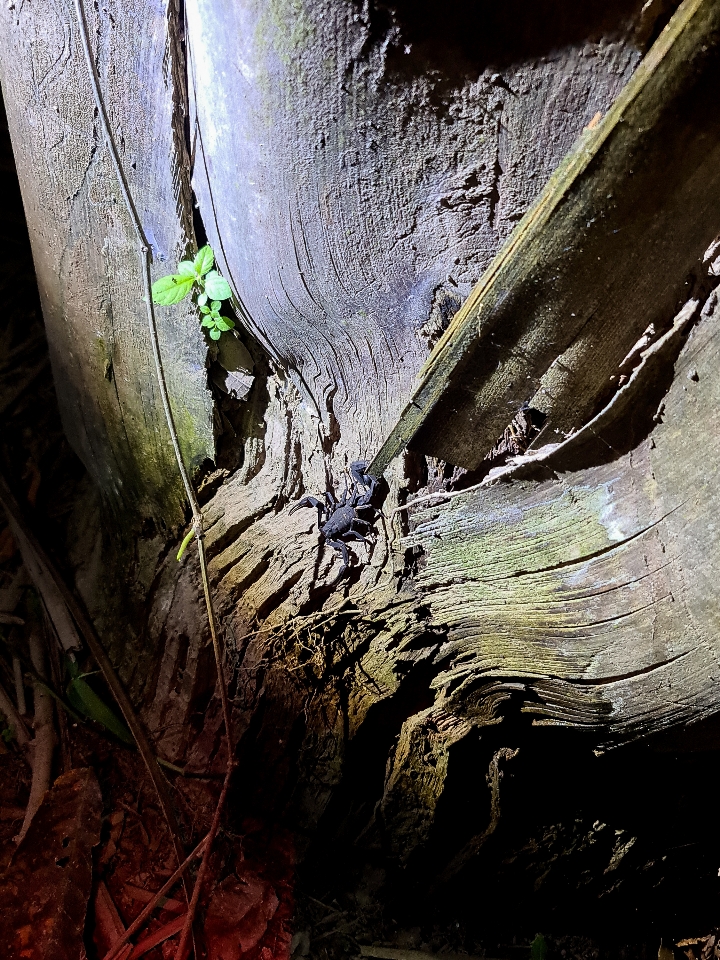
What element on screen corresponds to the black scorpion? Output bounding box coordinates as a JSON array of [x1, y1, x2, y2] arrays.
[[289, 461, 379, 575]]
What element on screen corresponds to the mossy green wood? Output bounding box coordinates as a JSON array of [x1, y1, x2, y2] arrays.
[[404, 298, 719, 740], [375, 296, 720, 855], [369, 0, 720, 476], [180, 291, 719, 858]]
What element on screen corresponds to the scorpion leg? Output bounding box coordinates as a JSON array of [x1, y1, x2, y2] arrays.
[[350, 518, 373, 531], [326, 538, 351, 575], [289, 496, 325, 529], [345, 530, 371, 545]]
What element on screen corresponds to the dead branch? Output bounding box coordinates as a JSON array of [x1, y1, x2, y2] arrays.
[[0, 471, 189, 883], [12, 655, 26, 715], [16, 627, 56, 844]]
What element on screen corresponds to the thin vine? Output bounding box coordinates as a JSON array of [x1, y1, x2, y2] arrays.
[[71, 1, 236, 956]]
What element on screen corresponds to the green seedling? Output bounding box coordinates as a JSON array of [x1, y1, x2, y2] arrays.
[[177, 527, 195, 562], [200, 299, 235, 340], [151, 244, 234, 339]]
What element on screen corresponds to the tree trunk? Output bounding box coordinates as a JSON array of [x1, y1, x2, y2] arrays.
[[0, 0, 213, 527], [3, 0, 719, 907]]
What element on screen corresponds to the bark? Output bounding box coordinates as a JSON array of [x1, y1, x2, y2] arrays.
[[0, 0, 213, 526], [145, 278, 717, 865], [373, 0, 720, 473], [188, 0, 646, 487]]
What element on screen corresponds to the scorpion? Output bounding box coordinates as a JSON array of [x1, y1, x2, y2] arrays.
[[289, 461, 379, 575]]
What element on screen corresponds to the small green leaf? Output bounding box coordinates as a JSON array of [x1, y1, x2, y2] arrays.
[[177, 261, 196, 278], [197, 292, 208, 306], [194, 245, 215, 276], [199, 304, 210, 314], [204, 271, 232, 300], [152, 274, 195, 305], [201, 317, 215, 328], [215, 316, 233, 331], [67, 677, 134, 744], [210, 300, 222, 312], [209, 328, 222, 340]]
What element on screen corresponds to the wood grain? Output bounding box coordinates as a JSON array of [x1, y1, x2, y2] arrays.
[[369, 0, 720, 474], [185, 0, 644, 491], [0, 0, 213, 524]]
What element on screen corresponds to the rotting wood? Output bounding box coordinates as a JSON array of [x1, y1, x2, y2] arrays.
[[434, 746, 519, 885], [166, 283, 719, 863], [6, 0, 718, 885], [369, 0, 720, 476], [186, 0, 643, 488], [372, 288, 720, 858]]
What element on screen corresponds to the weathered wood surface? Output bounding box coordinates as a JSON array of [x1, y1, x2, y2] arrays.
[[186, 0, 647, 490], [131, 277, 719, 859], [377, 288, 720, 855], [370, 0, 720, 475], [0, 0, 213, 525]]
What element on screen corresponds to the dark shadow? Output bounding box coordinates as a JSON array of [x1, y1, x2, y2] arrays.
[[418, 717, 720, 948], [305, 686, 720, 951], [363, 0, 666, 83]]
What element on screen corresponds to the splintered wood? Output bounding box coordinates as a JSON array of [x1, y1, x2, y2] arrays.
[[370, 0, 720, 475]]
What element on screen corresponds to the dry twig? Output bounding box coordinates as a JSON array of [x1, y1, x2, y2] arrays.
[[0, 472, 188, 884], [16, 627, 55, 843], [0, 676, 30, 749]]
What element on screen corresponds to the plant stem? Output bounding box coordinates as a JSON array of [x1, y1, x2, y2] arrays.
[[72, 5, 236, 955]]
